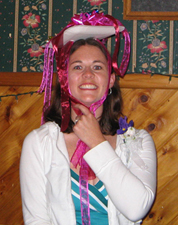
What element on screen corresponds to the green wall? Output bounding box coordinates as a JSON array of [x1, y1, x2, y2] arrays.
[[0, 0, 177, 75]]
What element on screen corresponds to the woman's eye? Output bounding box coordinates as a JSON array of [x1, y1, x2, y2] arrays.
[[74, 65, 82, 70], [94, 65, 102, 70]]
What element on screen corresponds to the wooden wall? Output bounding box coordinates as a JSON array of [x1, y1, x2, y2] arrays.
[[0, 73, 178, 224]]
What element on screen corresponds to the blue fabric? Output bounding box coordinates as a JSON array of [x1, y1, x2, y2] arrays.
[[71, 169, 109, 225]]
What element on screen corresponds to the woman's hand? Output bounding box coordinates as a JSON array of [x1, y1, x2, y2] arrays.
[[73, 104, 106, 149]]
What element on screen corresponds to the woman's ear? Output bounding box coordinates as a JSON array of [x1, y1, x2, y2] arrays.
[[109, 72, 116, 88]]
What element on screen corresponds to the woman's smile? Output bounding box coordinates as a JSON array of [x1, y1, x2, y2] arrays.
[[79, 83, 98, 90]]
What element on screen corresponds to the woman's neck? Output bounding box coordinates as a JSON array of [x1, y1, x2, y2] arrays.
[[71, 103, 103, 122]]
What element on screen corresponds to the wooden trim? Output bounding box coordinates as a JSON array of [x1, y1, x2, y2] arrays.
[[13, 0, 19, 72], [0, 72, 41, 86], [169, 21, 174, 74], [107, 0, 112, 54], [132, 20, 137, 72], [119, 74, 178, 89], [1, 72, 178, 89], [48, 0, 53, 37], [73, 0, 77, 15], [124, 0, 178, 20], [0, 72, 56, 87]]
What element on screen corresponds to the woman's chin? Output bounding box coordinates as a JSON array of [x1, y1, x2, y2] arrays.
[[81, 102, 93, 108], [72, 93, 104, 107], [79, 98, 100, 107]]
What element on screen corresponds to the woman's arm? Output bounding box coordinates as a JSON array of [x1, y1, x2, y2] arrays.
[[83, 129, 157, 222], [20, 130, 51, 225]]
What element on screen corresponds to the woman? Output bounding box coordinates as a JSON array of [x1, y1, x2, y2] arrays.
[[20, 11, 157, 225]]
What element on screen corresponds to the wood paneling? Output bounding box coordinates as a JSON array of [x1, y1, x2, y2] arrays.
[[121, 87, 178, 225], [0, 75, 178, 224], [0, 87, 43, 225]]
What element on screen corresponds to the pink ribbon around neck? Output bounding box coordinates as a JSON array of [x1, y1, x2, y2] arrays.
[[38, 10, 130, 225]]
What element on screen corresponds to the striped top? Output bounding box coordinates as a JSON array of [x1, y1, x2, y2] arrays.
[[71, 169, 109, 225]]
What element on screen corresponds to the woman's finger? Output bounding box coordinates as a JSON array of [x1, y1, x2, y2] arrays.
[[74, 115, 81, 125], [73, 104, 91, 116]]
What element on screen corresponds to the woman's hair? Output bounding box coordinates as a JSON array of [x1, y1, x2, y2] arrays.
[[44, 38, 123, 135]]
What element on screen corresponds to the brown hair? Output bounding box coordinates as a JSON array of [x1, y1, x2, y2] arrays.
[[44, 38, 123, 135]]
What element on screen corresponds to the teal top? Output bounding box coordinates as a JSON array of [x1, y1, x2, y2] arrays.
[[71, 169, 109, 225]]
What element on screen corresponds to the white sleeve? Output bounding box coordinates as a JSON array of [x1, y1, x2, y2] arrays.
[[20, 130, 51, 225], [83, 129, 157, 222]]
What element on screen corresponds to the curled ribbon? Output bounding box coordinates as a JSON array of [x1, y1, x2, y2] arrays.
[[70, 11, 131, 77]]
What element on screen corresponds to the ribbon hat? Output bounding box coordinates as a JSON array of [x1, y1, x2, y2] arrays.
[[39, 10, 130, 132]]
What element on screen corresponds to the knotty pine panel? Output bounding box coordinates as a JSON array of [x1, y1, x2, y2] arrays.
[[0, 86, 178, 225]]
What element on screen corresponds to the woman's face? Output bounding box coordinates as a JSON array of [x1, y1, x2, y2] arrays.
[[68, 44, 115, 107]]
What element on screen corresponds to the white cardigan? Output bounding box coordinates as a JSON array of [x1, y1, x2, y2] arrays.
[[20, 122, 157, 225]]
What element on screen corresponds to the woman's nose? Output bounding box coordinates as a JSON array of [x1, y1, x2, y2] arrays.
[[82, 67, 94, 78]]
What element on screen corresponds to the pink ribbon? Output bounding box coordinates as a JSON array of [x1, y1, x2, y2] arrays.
[[38, 42, 55, 124]]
